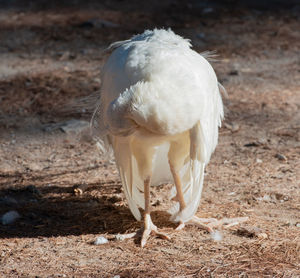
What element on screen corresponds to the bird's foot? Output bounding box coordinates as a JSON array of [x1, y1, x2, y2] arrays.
[[141, 214, 170, 247], [113, 214, 170, 247], [175, 216, 249, 233]]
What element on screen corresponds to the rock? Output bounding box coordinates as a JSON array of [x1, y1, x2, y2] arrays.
[[1, 210, 21, 225], [275, 153, 287, 161]]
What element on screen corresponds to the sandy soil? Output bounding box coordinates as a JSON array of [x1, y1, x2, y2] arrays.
[[0, 1, 299, 277]]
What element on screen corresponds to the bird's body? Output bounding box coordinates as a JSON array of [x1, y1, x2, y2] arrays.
[[92, 29, 245, 246]]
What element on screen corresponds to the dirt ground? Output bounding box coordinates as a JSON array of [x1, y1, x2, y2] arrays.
[[0, 1, 299, 277]]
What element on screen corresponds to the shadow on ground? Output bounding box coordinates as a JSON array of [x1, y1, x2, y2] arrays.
[[0, 172, 136, 238], [0, 169, 176, 238]]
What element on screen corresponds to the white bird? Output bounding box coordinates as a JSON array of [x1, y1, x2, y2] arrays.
[[91, 29, 247, 247]]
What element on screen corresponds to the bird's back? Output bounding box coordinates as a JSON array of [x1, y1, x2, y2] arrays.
[[94, 29, 223, 161]]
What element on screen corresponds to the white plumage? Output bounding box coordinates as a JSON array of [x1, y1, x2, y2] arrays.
[[92, 29, 231, 246]]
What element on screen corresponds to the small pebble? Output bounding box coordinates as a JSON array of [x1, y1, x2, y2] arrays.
[[94, 236, 109, 245], [1, 210, 21, 225], [115, 234, 126, 241], [275, 153, 287, 161], [296, 223, 300, 228], [228, 192, 236, 196]]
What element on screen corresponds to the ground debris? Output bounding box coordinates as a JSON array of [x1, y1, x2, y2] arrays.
[[244, 138, 268, 147], [275, 153, 287, 161], [255, 192, 289, 203], [224, 122, 240, 132], [76, 18, 119, 29], [73, 183, 91, 195], [236, 226, 268, 239], [244, 141, 261, 147]]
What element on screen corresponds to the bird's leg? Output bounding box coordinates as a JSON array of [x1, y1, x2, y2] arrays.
[[169, 164, 220, 232], [170, 163, 186, 210], [169, 163, 187, 231], [141, 177, 170, 247], [113, 178, 170, 246], [169, 163, 248, 233]]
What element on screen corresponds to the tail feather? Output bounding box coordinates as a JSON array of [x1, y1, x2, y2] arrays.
[[112, 137, 144, 221]]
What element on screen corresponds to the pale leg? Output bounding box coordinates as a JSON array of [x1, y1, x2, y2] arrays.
[[113, 138, 171, 247], [169, 163, 187, 231], [114, 176, 170, 246], [169, 163, 248, 233], [141, 177, 170, 247]]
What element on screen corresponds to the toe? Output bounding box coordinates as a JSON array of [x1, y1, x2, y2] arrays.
[[175, 222, 185, 231], [155, 231, 170, 240], [141, 228, 170, 247], [141, 229, 151, 247]]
